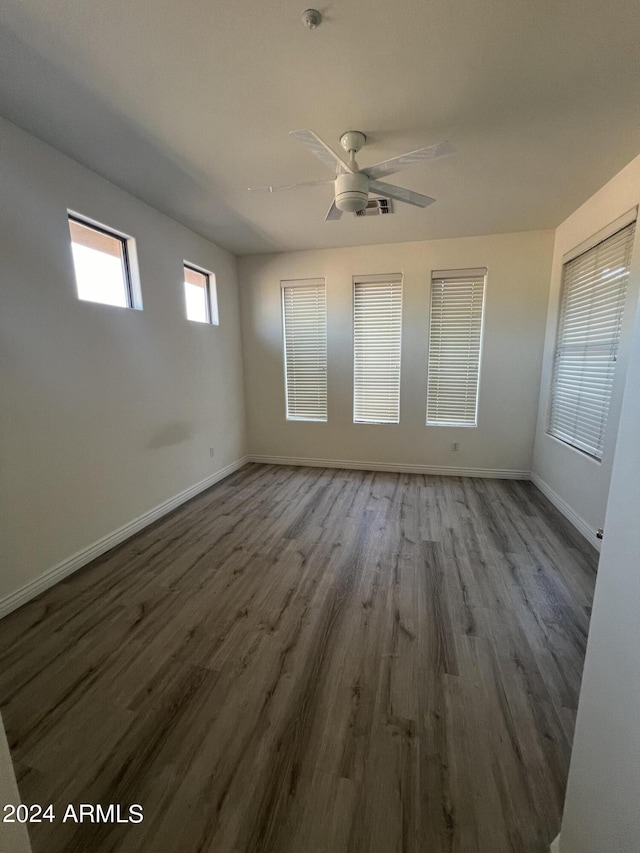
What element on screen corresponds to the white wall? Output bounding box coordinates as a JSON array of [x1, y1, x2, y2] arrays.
[[532, 154, 640, 539], [238, 232, 554, 474], [0, 714, 31, 852], [0, 117, 247, 607], [556, 280, 640, 852]]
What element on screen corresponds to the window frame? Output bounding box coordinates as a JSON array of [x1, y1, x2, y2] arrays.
[[352, 273, 403, 425], [67, 212, 140, 309], [183, 262, 219, 325], [425, 267, 487, 428], [547, 216, 636, 461], [281, 277, 328, 423]]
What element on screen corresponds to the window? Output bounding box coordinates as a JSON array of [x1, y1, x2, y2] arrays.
[[548, 219, 636, 460], [68, 214, 138, 308], [426, 268, 486, 427], [184, 264, 218, 324], [353, 274, 402, 424], [282, 278, 327, 421]]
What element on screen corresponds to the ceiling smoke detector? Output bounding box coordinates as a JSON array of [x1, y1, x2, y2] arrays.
[[301, 9, 322, 29]]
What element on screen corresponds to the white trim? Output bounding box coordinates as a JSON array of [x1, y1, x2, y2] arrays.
[[0, 456, 249, 620], [249, 454, 529, 479], [1, 458, 598, 622], [531, 473, 601, 551], [550, 834, 561, 853]]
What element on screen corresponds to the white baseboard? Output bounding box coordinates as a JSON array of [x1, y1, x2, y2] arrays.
[[251, 457, 598, 552], [1, 457, 596, 621], [248, 454, 530, 480], [0, 456, 249, 620], [531, 473, 601, 551], [550, 834, 561, 853]]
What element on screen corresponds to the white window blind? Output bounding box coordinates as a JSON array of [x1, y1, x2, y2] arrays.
[[353, 274, 402, 424], [426, 268, 486, 427], [548, 221, 636, 460], [282, 279, 327, 421]]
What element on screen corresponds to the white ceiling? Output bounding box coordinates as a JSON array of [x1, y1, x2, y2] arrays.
[[1, 0, 640, 255]]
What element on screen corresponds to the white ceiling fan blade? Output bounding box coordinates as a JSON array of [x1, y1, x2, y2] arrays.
[[365, 141, 455, 180], [290, 129, 355, 175], [369, 180, 436, 208], [248, 178, 333, 192], [325, 200, 343, 220]]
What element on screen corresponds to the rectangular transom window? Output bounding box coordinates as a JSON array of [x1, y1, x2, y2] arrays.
[[68, 215, 137, 308], [282, 278, 327, 421], [184, 264, 218, 324], [548, 220, 636, 460], [426, 268, 486, 427], [353, 274, 403, 424]]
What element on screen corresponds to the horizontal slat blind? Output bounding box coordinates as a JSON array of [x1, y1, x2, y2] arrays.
[[353, 276, 402, 424], [549, 221, 635, 459], [426, 269, 486, 426], [282, 279, 327, 421]]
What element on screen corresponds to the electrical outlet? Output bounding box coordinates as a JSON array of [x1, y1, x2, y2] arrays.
[[452, 442, 459, 451], [209, 447, 215, 458]]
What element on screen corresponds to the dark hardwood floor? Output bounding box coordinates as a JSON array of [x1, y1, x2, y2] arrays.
[[0, 464, 597, 853]]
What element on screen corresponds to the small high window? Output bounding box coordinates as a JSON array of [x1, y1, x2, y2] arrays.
[[184, 264, 218, 324], [68, 215, 138, 308]]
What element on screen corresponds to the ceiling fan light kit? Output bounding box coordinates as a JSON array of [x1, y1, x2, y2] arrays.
[[335, 172, 369, 212], [249, 128, 454, 220]]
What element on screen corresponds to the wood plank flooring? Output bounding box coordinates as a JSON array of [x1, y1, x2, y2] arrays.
[[0, 464, 597, 853]]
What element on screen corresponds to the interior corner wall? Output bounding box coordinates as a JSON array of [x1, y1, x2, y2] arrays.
[[0, 713, 31, 852], [532, 153, 640, 539], [0, 117, 247, 607], [238, 231, 554, 474]]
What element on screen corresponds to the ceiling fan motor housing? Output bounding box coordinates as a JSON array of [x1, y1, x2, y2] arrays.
[[335, 172, 369, 212]]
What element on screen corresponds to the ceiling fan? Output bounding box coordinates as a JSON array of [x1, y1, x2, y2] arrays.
[[249, 130, 454, 220]]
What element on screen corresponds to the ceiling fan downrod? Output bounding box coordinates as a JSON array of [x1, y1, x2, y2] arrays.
[[336, 131, 368, 212]]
